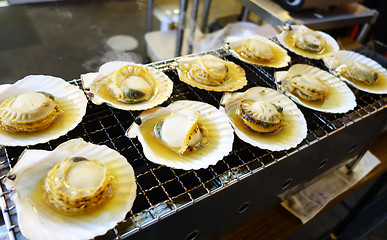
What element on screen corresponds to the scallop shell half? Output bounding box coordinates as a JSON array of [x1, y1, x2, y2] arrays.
[[0, 75, 87, 146], [220, 87, 307, 151], [323, 50, 387, 94], [275, 64, 357, 113], [177, 55, 247, 92], [82, 61, 173, 111], [277, 25, 339, 60], [227, 35, 291, 68], [127, 100, 234, 170], [4, 138, 137, 240]]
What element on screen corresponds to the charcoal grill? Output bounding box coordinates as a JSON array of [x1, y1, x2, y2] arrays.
[[0, 47, 386, 240]]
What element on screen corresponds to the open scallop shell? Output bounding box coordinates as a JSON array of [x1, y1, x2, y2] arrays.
[[226, 35, 291, 68], [275, 64, 357, 113], [220, 87, 307, 151], [127, 100, 234, 170], [0, 75, 87, 146], [4, 138, 137, 240], [177, 55, 247, 92], [277, 25, 339, 60], [323, 50, 387, 94], [81, 61, 173, 111]]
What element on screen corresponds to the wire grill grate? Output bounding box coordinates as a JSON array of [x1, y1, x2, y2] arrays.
[[0, 48, 386, 240]]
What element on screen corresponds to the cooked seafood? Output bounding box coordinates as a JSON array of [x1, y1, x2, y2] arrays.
[[279, 74, 329, 102], [277, 25, 339, 59], [127, 100, 234, 170], [0, 92, 63, 133], [0, 75, 87, 147], [322, 50, 387, 94], [82, 61, 173, 111], [275, 64, 357, 113], [177, 55, 247, 92], [220, 87, 307, 151], [227, 35, 291, 68], [238, 100, 287, 133], [45, 156, 115, 216], [4, 139, 137, 240], [335, 61, 378, 85], [154, 109, 209, 155]]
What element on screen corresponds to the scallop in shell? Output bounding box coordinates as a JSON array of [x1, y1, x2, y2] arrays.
[[127, 100, 234, 170], [82, 61, 173, 111], [323, 50, 387, 94], [4, 138, 137, 240], [0, 75, 87, 146], [277, 25, 339, 59], [177, 54, 247, 92], [220, 87, 307, 151], [227, 35, 291, 68], [275, 64, 357, 113]]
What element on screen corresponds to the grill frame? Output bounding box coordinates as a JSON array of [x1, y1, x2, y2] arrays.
[[0, 48, 386, 240]]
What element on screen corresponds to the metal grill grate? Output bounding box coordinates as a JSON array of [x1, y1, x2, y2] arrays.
[[0, 48, 386, 240]]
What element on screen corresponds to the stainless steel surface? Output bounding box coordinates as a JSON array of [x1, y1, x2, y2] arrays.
[[0, 47, 386, 239], [175, 0, 188, 57], [236, 0, 378, 35], [200, 0, 212, 33]]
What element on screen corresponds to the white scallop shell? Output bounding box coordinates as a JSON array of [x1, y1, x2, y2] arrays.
[[4, 139, 137, 240], [177, 55, 247, 92], [0, 75, 87, 146], [277, 25, 339, 60], [275, 64, 357, 113], [322, 50, 387, 94], [226, 35, 291, 68], [127, 100, 234, 170], [82, 61, 173, 111], [220, 87, 307, 151]]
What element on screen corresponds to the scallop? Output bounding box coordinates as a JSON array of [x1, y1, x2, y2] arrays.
[[239, 100, 287, 133], [127, 100, 234, 170], [275, 64, 356, 113], [4, 139, 137, 240], [227, 35, 291, 68], [177, 54, 247, 92], [220, 87, 307, 151], [0, 75, 87, 146], [277, 25, 339, 59], [0, 92, 63, 132], [323, 50, 387, 94], [82, 61, 173, 111]]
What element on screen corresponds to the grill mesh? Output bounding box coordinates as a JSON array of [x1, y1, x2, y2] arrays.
[[0, 48, 386, 240]]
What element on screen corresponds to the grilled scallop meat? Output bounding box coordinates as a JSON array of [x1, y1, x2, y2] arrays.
[[0, 92, 63, 133], [335, 61, 378, 85], [280, 74, 329, 101], [238, 100, 287, 133]]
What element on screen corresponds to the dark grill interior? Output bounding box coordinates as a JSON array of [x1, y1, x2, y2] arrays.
[[0, 48, 386, 240]]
